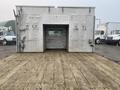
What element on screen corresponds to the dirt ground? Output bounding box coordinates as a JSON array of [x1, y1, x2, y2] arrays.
[[0, 45, 16, 59], [95, 44, 120, 64], [0, 51, 120, 90]]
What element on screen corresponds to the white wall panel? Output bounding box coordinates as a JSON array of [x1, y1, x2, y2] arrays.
[[16, 6, 95, 52]]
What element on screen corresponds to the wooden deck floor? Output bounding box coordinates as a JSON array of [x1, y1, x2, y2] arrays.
[[0, 51, 120, 90]]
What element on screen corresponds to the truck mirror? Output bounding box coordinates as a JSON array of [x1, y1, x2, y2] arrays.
[[101, 31, 104, 35]]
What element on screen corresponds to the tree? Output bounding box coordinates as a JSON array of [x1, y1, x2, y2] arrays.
[[4, 20, 15, 33]]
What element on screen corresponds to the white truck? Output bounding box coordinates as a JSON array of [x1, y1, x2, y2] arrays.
[[0, 30, 16, 45], [105, 22, 120, 46], [95, 24, 107, 44]]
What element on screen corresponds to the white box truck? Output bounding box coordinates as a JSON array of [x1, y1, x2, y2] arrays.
[[95, 23, 107, 44], [105, 22, 120, 46], [15, 6, 95, 52], [0, 30, 16, 45]]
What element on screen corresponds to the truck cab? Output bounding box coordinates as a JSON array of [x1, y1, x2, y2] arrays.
[[105, 30, 120, 46], [95, 30, 106, 44], [0, 30, 16, 45]]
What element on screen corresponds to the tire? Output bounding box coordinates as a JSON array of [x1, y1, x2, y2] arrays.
[[95, 38, 101, 44], [118, 40, 120, 46], [2, 39, 7, 46]]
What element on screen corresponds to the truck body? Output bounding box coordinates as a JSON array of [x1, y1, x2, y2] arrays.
[[95, 24, 107, 44], [105, 22, 120, 46], [0, 30, 16, 45], [15, 6, 95, 52]]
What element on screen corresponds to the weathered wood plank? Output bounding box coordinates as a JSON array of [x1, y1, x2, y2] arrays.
[[76, 53, 119, 90], [92, 54, 120, 74], [53, 52, 65, 90], [61, 52, 78, 90], [0, 51, 120, 90], [23, 53, 46, 90], [67, 54, 89, 90], [0, 53, 43, 90], [72, 53, 104, 90], [0, 61, 28, 86], [85, 54, 120, 85], [41, 52, 54, 90]]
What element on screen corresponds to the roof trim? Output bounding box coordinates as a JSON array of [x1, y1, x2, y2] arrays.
[[16, 5, 95, 8], [16, 5, 54, 8], [58, 6, 95, 8], [106, 22, 120, 24]]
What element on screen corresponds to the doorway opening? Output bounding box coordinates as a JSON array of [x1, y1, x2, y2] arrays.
[[43, 24, 69, 51]]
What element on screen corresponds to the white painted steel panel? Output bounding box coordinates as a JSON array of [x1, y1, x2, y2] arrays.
[[16, 6, 95, 52], [69, 15, 94, 52]]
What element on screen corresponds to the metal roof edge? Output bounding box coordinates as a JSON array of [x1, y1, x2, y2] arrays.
[[106, 22, 120, 24], [58, 6, 95, 8], [16, 5, 95, 8], [16, 5, 54, 8]]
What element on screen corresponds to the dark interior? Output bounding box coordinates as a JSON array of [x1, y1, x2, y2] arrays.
[[43, 24, 69, 51]]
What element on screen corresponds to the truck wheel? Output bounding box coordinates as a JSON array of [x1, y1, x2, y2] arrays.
[[2, 39, 7, 46], [118, 40, 120, 46], [95, 38, 101, 44]]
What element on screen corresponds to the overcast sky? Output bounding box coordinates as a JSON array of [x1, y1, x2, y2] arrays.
[[0, 0, 120, 23]]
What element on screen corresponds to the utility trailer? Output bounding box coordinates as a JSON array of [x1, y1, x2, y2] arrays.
[[0, 7, 119, 89], [14, 6, 95, 52], [105, 22, 120, 46]]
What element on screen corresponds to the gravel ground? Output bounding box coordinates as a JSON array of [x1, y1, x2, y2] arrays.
[[95, 44, 120, 64], [0, 45, 16, 59]]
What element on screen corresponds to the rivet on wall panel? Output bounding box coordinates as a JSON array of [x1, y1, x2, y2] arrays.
[[71, 16, 73, 20], [62, 7, 64, 13], [48, 7, 50, 13], [20, 7, 23, 13], [89, 7, 91, 13]]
